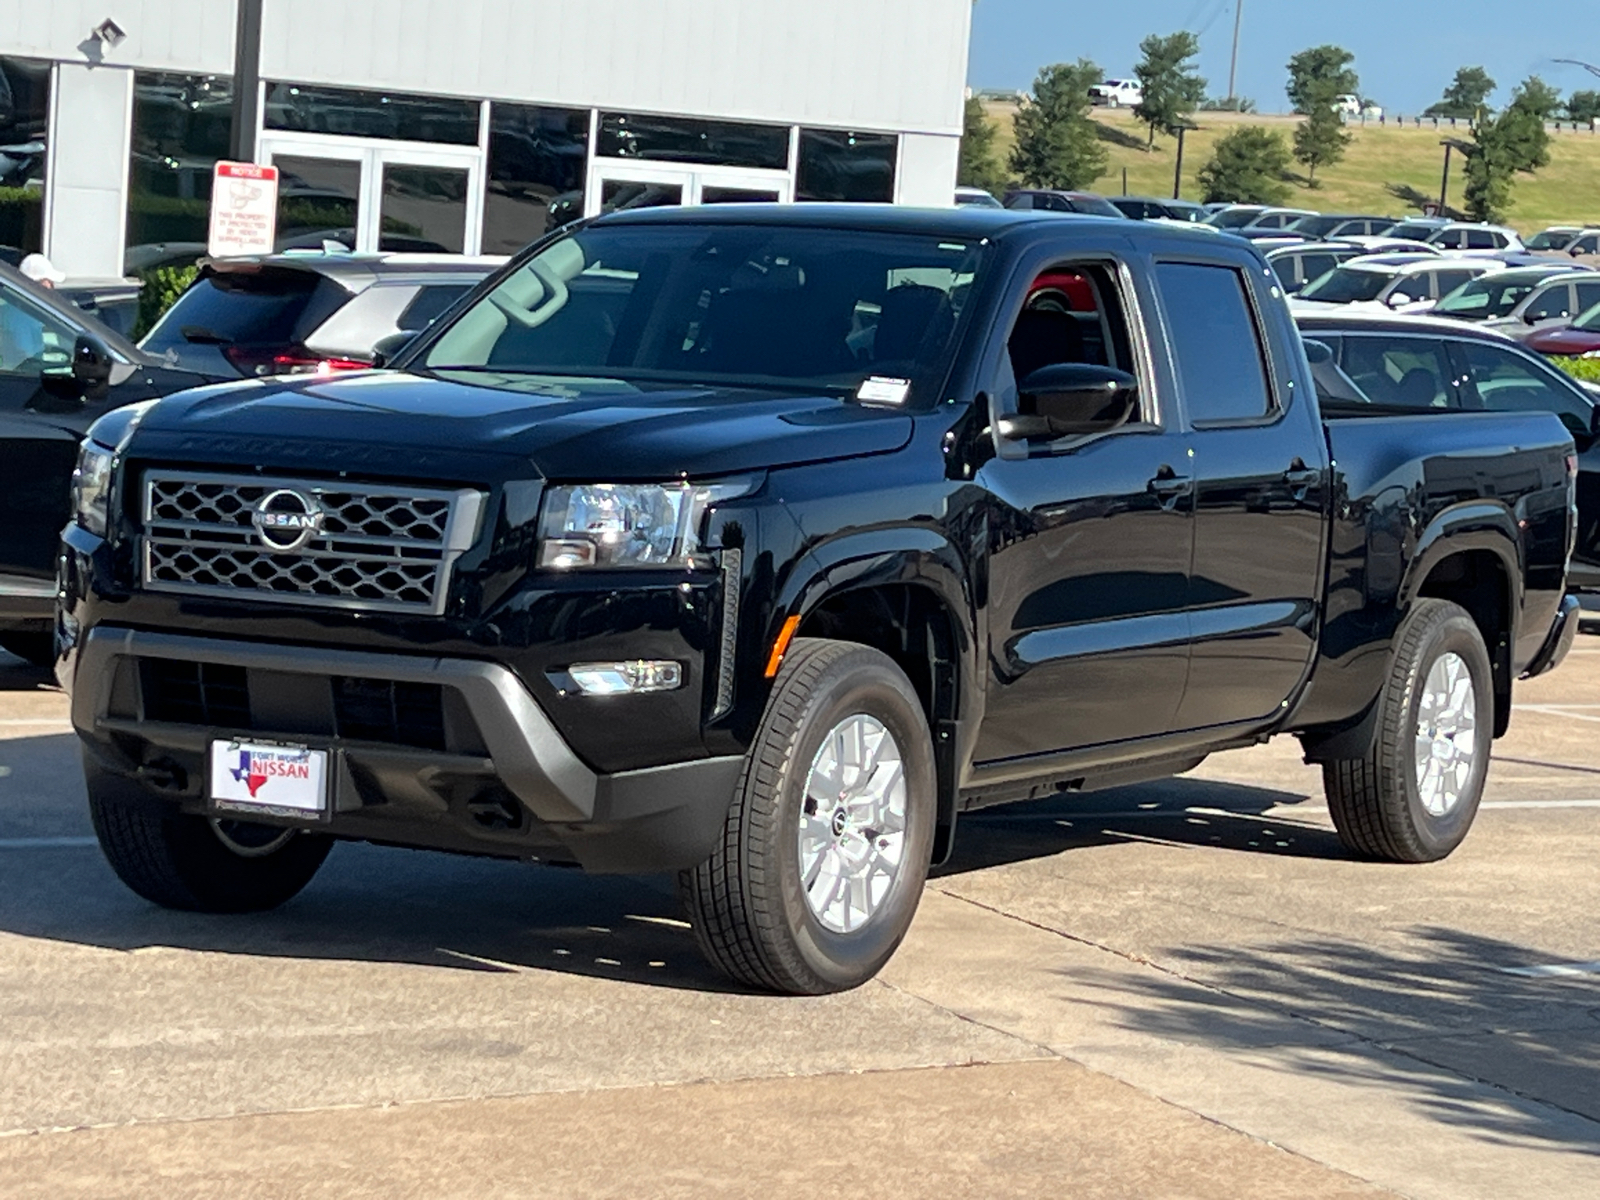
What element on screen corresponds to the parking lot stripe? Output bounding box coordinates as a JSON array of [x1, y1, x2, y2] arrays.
[[0, 837, 97, 850], [1498, 960, 1600, 978]]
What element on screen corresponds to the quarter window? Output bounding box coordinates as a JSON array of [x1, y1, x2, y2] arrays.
[[1155, 263, 1273, 423]]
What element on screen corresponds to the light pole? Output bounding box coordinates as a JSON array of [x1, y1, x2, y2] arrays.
[[1226, 1, 1244, 103], [229, 0, 264, 161], [1173, 121, 1196, 198], [1438, 137, 1472, 212]]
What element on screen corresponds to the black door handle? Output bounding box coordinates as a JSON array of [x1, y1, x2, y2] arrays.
[[1148, 469, 1193, 508], [1284, 459, 1321, 496]]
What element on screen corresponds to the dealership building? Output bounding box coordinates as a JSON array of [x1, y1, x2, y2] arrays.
[[0, 0, 973, 279]]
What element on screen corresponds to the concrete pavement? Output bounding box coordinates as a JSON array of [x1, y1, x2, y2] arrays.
[[0, 645, 1596, 1197]]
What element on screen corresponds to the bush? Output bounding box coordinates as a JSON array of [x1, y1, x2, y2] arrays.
[[132, 264, 199, 341], [1552, 356, 1600, 384]]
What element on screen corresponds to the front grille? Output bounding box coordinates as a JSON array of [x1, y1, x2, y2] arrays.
[[140, 659, 252, 727], [139, 471, 484, 616], [332, 677, 447, 751]]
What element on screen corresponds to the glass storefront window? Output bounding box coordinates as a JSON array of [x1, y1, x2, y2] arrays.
[[0, 56, 51, 261], [483, 103, 590, 253], [273, 154, 360, 250], [796, 129, 898, 203], [125, 72, 233, 273], [598, 113, 789, 171], [265, 84, 480, 146]]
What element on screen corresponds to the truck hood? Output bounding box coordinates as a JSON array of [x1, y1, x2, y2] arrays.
[[128, 368, 915, 481]]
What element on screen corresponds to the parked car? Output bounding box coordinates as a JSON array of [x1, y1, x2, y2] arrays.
[[1524, 226, 1598, 253], [1282, 214, 1398, 241], [1264, 241, 1363, 295], [1431, 266, 1600, 337], [1107, 196, 1206, 222], [0, 261, 220, 666], [140, 252, 504, 379], [1426, 223, 1524, 252], [1205, 205, 1315, 231], [1524, 302, 1600, 358], [1338, 236, 1445, 256], [1297, 309, 1600, 590], [1532, 228, 1600, 268], [1002, 189, 1126, 217], [1089, 78, 1143, 107], [1293, 254, 1499, 313], [59, 206, 1577, 995], [954, 186, 1002, 209], [1383, 217, 1454, 244]]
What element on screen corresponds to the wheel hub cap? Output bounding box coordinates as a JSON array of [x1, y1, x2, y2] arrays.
[[798, 714, 908, 934], [1414, 651, 1477, 818]]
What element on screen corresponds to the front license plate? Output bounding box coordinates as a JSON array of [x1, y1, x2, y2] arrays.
[[209, 740, 328, 817]]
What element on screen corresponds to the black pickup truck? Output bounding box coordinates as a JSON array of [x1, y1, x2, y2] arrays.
[[58, 207, 1579, 994]]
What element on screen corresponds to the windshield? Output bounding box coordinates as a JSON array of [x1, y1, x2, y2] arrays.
[[1384, 222, 1439, 242], [1435, 273, 1549, 318], [1299, 267, 1390, 304], [1206, 208, 1261, 229], [1575, 301, 1600, 332], [1526, 230, 1578, 251], [420, 223, 985, 402]]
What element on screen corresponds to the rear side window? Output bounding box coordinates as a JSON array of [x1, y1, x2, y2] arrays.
[[1340, 337, 1454, 409], [1577, 281, 1600, 313], [1155, 262, 1273, 423], [1524, 284, 1574, 322], [1465, 230, 1496, 249], [142, 270, 349, 352]]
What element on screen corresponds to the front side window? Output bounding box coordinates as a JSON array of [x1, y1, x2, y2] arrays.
[[0, 282, 74, 375], [1155, 262, 1273, 423], [1340, 337, 1454, 409], [1459, 342, 1592, 431], [421, 224, 982, 404]]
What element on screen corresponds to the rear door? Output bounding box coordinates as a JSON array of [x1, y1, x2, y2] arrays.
[[1156, 258, 1327, 730]]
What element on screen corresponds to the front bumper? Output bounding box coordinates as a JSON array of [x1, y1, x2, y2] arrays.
[[1522, 594, 1580, 680], [71, 626, 743, 873]]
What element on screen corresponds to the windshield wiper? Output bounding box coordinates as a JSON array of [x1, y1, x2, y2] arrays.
[[180, 326, 233, 346]]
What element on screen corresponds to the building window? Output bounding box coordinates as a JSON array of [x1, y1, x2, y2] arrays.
[[126, 72, 234, 273], [796, 129, 898, 203], [264, 83, 480, 146], [598, 113, 789, 171], [0, 56, 51, 261], [483, 103, 590, 253]]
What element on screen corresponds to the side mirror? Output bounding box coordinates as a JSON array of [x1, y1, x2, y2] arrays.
[[1005, 364, 1138, 440], [1302, 338, 1334, 365], [370, 330, 415, 369], [40, 334, 113, 402]]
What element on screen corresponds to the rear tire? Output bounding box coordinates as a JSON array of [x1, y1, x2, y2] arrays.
[[0, 632, 54, 668], [679, 638, 936, 994], [1323, 599, 1492, 862], [86, 758, 332, 912]]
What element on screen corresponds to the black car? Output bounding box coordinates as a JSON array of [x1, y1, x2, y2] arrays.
[[1297, 309, 1600, 589], [1002, 188, 1126, 217], [1106, 196, 1207, 222], [59, 207, 1577, 994], [0, 262, 217, 665]]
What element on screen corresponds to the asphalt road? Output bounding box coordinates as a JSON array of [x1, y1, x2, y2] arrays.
[[1, 642, 1597, 1198]]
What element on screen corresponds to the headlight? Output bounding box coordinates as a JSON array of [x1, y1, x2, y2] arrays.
[[71, 441, 114, 538], [537, 479, 756, 569]]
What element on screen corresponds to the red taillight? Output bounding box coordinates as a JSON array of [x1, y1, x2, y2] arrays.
[[222, 344, 370, 377]]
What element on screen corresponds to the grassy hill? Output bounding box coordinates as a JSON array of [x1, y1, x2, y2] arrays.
[[980, 105, 1600, 233]]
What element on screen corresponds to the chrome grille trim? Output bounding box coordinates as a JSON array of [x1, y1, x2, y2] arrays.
[[140, 470, 485, 617]]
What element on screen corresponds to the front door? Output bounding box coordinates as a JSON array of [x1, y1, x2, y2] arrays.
[[585, 161, 790, 217], [974, 260, 1194, 764], [260, 137, 482, 254]]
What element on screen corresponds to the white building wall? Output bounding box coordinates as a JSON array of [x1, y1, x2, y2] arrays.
[[0, 1, 234, 74], [43, 63, 133, 278], [895, 133, 961, 206]]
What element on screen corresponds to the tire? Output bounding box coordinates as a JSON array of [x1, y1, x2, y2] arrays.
[[679, 638, 937, 994], [86, 757, 333, 913], [0, 632, 54, 669], [1323, 599, 1493, 862]]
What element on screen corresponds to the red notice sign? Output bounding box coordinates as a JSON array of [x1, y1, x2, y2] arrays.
[[207, 161, 280, 257]]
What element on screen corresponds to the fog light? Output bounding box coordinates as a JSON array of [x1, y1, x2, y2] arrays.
[[567, 660, 683, 695]]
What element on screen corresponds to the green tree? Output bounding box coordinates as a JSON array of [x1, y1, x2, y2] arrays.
[[1286, 45, 1358, 114], [1196, 126, 1292, 205], [1464, 76, 1557, 221], [1009, 60, 1109, 191], [1568, 90, 1600, 124], [957, 96, 1007, 195], [1425, 66, 1495, 119], [1292, 79, 1351, 185], [1131, 31, 1207, 149]]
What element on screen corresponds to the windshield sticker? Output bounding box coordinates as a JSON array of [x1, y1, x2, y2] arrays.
[[856, 376, 911, 405]]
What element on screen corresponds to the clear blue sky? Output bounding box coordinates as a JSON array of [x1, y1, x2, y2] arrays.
[[968, 0, 1600, 115]]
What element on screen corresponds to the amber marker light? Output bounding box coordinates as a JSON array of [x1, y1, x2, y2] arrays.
[[764, 615, 802, 678]]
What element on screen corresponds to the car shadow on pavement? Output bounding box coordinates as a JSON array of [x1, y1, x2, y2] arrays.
[[1056, 924, 1600, 1152], [938, 775, 1353, 879], [0, 654, 57, 692]]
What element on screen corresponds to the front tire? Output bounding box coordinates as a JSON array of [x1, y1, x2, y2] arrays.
[[680, 639, 936, 994], [1323, 599, 1492, 862], [87, 758, 333, 912]]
